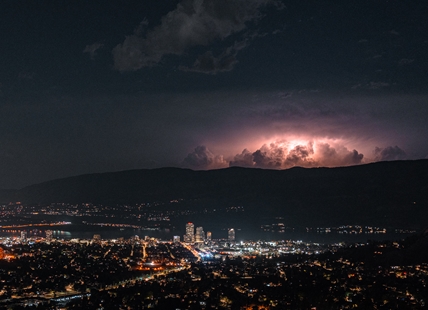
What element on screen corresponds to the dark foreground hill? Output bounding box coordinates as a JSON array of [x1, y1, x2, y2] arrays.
[[323, 229, 428, 266], [2, 160, 428, 227]]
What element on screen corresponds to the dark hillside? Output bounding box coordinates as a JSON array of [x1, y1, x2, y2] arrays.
[[2, 160, 427, 227]]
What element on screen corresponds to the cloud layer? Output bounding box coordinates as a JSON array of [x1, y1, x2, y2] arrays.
[[183, 145, 227, 169], [229, 141, 364, 169], [83, 42, 104, 59], [113, 0, 280, 72], [183, 141, 408, 170], [374, 146, 407, 161], [180, 40, 247, 74]]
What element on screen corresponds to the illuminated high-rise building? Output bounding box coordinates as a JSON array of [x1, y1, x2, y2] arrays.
[[195, 227, 205, 243], [45, 230, 53, 241], [20, 231, 27, 242], [228, 228, 235, 242], [130, 235, 140, 244], [184, 222, 195, 243], [173, 235, 180, 243], [206, 231, 212, 241]]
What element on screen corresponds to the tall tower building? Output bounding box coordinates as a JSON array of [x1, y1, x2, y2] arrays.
[[195, 227, 205, 243], [184, 222, 195, 243], [206, 231, 212, 241], [20, 231, 27, 242], [228, 228, 235, 242], [45, 230, 53, 241]]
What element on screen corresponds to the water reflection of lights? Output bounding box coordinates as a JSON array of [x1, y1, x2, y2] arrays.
[[53, 231, 72, 236]]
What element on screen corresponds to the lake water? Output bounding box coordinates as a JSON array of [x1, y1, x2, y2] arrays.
[[0, 225, 414, 244]]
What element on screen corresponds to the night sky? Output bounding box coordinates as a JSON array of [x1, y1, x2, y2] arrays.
[[1, 0, 428, 188]]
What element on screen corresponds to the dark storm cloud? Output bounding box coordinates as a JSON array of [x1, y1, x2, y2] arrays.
[[251, 142, 288, 168], [180, 40, 247, 74], [112, 0, 281, 71], [229, 149, 254, 168], [374, 146, 407, 161], [183, 145, 227, 169], [83, 42, 104, 59]]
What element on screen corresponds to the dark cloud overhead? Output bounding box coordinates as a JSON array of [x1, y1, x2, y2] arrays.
[[83, 42, 104, 59], [112, 0, 281, 71], [180, 40, 247, 74]]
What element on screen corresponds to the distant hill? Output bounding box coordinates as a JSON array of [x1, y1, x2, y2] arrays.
[[325, 230, 428, 266], [1, 160, 427, 227], [0, 189, 16, 202]]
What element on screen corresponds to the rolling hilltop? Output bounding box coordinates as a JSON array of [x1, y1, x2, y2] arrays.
[[2, 160, 428, 227]]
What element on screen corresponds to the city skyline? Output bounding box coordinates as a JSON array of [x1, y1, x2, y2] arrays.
[[1, 1, 428, 188]]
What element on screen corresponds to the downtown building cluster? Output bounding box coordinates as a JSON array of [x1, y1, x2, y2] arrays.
[[181, 222, 235, 245]]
